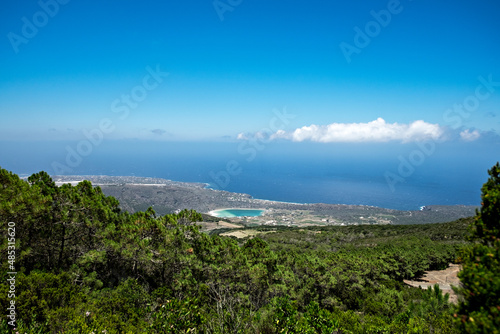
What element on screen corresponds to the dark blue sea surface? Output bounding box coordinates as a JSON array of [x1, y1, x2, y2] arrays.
[[1, 140, 497, 210]]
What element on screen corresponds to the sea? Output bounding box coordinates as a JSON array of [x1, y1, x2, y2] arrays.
[[1, 140, 498, 211]]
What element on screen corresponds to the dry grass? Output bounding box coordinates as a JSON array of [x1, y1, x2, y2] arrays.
[[220, 229, 276, 239]]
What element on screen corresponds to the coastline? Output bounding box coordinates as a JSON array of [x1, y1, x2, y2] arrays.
[[35, 174, 478, 225]]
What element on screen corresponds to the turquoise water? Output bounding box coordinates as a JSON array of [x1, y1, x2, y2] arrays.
[[211, 209, 264, 218]]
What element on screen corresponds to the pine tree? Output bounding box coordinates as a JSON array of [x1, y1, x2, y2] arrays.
[[455, 162, 500, 333]]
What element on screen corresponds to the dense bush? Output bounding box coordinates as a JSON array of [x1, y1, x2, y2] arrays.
[[455, 162, 500, 333], [0, 166, 496, 333]]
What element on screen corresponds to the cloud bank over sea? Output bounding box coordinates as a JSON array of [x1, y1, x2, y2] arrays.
[[238, 118, 485, 143]]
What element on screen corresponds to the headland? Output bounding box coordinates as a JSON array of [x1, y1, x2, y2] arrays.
[[48, 175, 478, 231]]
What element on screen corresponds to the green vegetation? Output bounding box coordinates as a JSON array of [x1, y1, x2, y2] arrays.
[[455, 162, 500, 333], [0, 165, 499, 333]]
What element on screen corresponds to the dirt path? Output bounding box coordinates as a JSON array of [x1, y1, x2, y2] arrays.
[[404, 264, 461, 303]]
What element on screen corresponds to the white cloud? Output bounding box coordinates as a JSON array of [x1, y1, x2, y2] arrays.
[[236, 133, 248, 140], [269, 118, 444, 143], [460, 129, 480, 141]]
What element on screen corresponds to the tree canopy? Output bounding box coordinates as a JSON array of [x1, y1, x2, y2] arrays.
[[1, 165, 499, 333], [455, 162, 500, 333]]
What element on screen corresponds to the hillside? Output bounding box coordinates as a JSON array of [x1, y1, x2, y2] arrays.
[[1, 168, 482, 333]]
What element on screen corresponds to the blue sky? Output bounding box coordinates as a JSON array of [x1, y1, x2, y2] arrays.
[[1, 0, 500, 142]]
